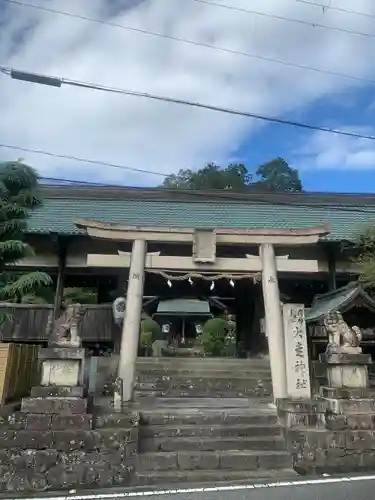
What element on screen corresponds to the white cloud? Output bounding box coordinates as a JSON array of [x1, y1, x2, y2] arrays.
[[1, 0, 375, 184], [294, 126, 375, 170]]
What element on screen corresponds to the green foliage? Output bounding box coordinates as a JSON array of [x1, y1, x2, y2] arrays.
[[63, 287, 97, 305], [161, 158, 302, 193], [195, 317, 229, 356], [139, 330, 153, 349], [255, 158, 302, 192], [353, 225, 375, 292], [0, 161, 52, 305], [162, 163, 251, 191], [140, 317, 162, 342]]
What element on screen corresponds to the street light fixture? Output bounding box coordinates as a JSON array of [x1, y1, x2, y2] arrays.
[[10, 69, 62, 87]]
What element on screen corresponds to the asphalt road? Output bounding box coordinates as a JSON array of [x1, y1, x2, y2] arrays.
[[7, 474, 375, 500]]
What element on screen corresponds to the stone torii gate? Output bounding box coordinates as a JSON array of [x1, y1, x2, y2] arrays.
[[76, 219, 330, 403]]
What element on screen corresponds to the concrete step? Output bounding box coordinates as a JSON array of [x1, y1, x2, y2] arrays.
[[138, 450, 292, 471], [136, 467, 297, 486], [140, 435, 285, 452], [140, 409, 277, 426], [140, 423, 281, 439]]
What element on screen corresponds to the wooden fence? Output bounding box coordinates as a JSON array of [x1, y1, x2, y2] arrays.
[[0, 303, 118, 343], [0, 343, 40, 404]]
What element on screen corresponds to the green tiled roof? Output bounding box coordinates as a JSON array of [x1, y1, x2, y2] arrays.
[[27, 187, 375, 241], [305, 284, 375, 322]]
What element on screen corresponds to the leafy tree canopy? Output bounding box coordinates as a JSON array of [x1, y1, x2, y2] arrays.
[[160, 158, 302, 192], [0, 161, 52, 303]]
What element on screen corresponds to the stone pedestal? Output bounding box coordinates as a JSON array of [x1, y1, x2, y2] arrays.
[[0, 308, 139, 493], [319, 351, 371, 389], [21, 339, 87, 415], [279, 349, 375, 475]]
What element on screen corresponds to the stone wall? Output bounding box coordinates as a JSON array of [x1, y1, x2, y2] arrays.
[[0, 408, 139, 493], [278, 392, 375, 475]]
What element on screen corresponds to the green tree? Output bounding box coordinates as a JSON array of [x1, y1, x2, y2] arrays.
[[0, 161, 52, 303], [255, 158, 302, 192], [162, 163, 251, 191], [161, 158, 302, 192]]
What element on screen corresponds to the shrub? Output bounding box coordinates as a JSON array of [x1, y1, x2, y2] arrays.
[[140, 317, 162, 342], [195, 317, 229, 356]]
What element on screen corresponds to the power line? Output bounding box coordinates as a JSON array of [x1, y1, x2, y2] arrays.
[[2, 66, 375, 141], [40, 176, 127, 187], [2, 0, 375, 87], [293, 0, 375, 20], [190, 0, 375, 39], [0, 142, 168, 177]]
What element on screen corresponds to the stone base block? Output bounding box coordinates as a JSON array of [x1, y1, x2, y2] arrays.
[[41, 359, 81, 387], [278, 396, 375, 431], [285, 427, 375, 475], [0, 449, 135, 492], [39, 347, 85, 360], [327, 364, 369, 389], [320, 386, 375, 399], [0, 412, 93, 430], [31, 386, 85, 398], [21, 397, 87, 415], [0, 413, 139, 493]]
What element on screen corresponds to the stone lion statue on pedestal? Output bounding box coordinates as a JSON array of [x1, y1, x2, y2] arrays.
[[324, 310, 362, 353]]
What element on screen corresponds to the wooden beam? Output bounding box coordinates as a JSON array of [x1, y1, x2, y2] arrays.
[[86, 253, 324, 273]]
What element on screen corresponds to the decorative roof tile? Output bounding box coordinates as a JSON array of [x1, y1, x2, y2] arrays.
[[27, 187, 375, 241]]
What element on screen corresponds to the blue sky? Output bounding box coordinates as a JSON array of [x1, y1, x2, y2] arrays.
[[1, 0, 375, 193], [235, 86, 375, 192]]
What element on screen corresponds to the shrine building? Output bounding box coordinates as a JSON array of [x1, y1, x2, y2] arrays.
[[8, 185, 375, 399]]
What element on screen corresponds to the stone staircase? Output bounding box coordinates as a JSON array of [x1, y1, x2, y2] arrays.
[[134, 357, 296, 486], [134, 357, 273, 399], [136, 401, 294, 486]]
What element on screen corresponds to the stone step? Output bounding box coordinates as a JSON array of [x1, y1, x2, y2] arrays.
[[136, 356, 270, 364], [136, 374, 271, 384], [136, 468, 297, 486], [136, 369, 272, 379], [135, 377, 271, 392], [136, 468, 297, 490], [138, 450, 292, 471], [140, 409, 277, 426], [0, 412, 93, 430], [140, 423, 281, 439], [93, 412, 140, 429], [140, 435, 285, 452], [136, 360, 271, 371], [134, 385, 272, 398]]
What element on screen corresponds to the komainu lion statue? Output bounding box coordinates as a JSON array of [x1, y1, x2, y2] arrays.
[[323, 310, 362, 351], [48, 304, 86, 346]]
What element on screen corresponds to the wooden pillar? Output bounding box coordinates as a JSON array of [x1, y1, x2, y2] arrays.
[[326, 244, 337, 291], [52, 236, 67, 319]]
